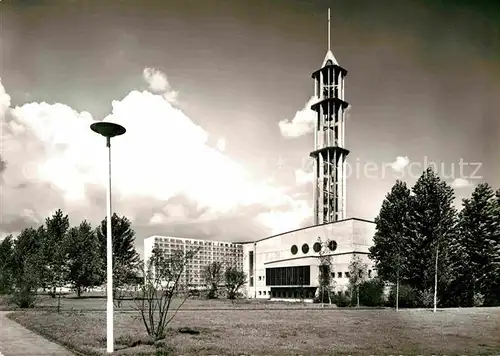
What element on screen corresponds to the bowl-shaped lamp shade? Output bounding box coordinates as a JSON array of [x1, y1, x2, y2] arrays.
[[90, 122, 126, 138]]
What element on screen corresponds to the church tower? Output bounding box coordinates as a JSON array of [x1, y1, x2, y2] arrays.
[[310, 8, 350, 225]]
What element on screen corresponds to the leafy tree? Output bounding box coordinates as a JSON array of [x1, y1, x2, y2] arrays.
[[42, 209, 70, 298], [454, 183, 500, 306], [406, 167, 457, 311], [369, 180, 411, 311], [97, 213, 141, 300], [0, 235, 14, 295], [10, 227, 45, 308], [224, 267, 246, 300], [133, 246, 199, 343], [348, 254, 367, 307], [66, 221, 103, 297], [202, 261, 224, 299]]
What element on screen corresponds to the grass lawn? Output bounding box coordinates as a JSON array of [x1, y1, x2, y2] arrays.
[[7, 298, 500, 356]]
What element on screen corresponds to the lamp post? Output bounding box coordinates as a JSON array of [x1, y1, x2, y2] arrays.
[[90, 122, 126, 353]]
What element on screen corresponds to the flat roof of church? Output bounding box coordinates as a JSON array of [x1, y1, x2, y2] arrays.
[[239, 217, 375, 244]]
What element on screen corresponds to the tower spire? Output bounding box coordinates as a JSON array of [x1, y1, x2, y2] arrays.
[[310, 11, 349, 225], [328, 8, 331, 52]]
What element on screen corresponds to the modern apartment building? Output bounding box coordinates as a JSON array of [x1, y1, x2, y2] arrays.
[[144, 235, 244, 288]]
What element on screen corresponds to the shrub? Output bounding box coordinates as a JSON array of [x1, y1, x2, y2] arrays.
[[418, 288, 436, 308], [473, 292, 485, 307], [333, 291, 351, 307], [358, 278, 385, 306], [387, 284, 419, 308], [313, 289, 333, 304], [10, 286, 37, 308], [314, 290, 351, 306]]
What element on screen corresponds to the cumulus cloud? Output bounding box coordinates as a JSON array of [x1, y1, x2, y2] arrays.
[[215, 137, 226, 152], [390, 156, 410, 172], [451, 178, 474, 189], [278, 96, 318, 138], [0, 78, 11, 117], [295, 168, 314, 185], [143, 68, 179, 103], [0, 75, 308, 243], [256, 200, 311, 236]]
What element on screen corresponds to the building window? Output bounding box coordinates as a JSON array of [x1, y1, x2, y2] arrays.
[[291, 245, 298, 255], [259, 291, 262, 295], [249, 250, 254, 278], [313, 242, 322, 253], [258, 276, 261, 281], [266, 266, 310, 286], [338, 272, 342, 278], [263, 291, 266, 295], [328, 240, 338, 251], [302, 244, 309, 254], [345, 272, 350, 278]]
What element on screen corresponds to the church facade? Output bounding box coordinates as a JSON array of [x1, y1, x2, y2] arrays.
[[241, 9, 376, 301]]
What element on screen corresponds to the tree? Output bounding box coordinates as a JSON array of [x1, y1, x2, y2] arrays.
[[316, 237, 335, 306], [348, 254, 367, 307], [454, 183, 500, 306], [225, 267, 246, 300], [133, 246, 199, 343], [97, 213, 141, 302], [66, 221, 103, 297], [10, 227, 44, 308], [406, 167, 457, 312], [42, 209, 70, 298], [0, 235, 14, 295], [369, 180, 411, 311], [202, 261, 224, 299]]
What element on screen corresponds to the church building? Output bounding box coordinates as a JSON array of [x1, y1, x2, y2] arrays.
[[241, 9, 376, 301]]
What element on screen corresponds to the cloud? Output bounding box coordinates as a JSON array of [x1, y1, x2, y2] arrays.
[[142, 68, 179, 103], [451, 178, 474, 189], [0, 76, 308, 245], [390, 156, 410, 172], [278, 96, 318, 138], [215, 137, 226, 152], [295, 168, 314, 185], [256, 200, 311, 236], [0, 78, 11, 117]]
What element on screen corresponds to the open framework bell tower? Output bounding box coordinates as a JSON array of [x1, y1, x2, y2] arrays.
[[310, 8, 350, 225]]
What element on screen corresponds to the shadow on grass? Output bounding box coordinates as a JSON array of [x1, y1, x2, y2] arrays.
[[65, 295, 106, 299]]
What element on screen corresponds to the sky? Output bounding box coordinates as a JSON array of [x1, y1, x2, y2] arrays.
[[1, 0, 499, 259]]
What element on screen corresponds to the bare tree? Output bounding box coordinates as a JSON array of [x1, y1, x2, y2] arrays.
[[297, 275, 306, 305], [317, 237, 335, 307], [202, 261, 224, 299], [133, 246, 199, 342]]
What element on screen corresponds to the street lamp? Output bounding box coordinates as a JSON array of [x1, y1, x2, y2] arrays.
[[90, 121, 126, 353]]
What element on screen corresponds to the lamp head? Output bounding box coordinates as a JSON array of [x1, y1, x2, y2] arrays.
[[90, 122, 126, 138]]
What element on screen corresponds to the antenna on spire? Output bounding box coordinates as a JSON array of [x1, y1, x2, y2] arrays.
[[327, 8, 331, 52]]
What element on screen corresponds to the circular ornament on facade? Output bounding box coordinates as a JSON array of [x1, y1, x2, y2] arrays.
[[302, 243, 309, 254], [328, 240, 338, 251], [313, 242, 322, 253], [291, 245, 298, 255]]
